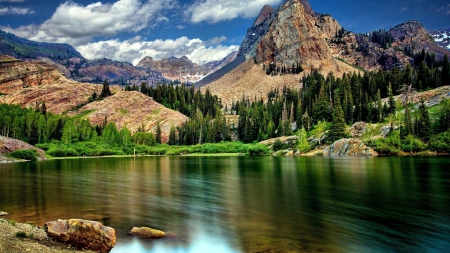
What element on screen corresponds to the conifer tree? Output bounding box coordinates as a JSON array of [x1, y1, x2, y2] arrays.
[[168, 125, 177, 145], [328, 99, 346, 142], [416, 99, 431, 140], [100, 79, 112, 98], [155, 123, 162, 144]]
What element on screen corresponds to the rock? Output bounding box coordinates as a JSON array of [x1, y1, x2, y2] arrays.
[[259, 136, 298, 147], [349, 122, 367, 138], [45, 219, 116, 253], [129, 227, 166, 239], [0, 211, 8, 216], [0, 136, 46, 161], [323, 138, 378, 157]]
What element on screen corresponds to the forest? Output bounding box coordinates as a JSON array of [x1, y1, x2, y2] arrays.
[[1, 51, 450, 157]]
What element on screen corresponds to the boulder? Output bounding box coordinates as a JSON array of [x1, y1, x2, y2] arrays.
[[349, 122, 367, 138], [129, 227, 166, 239], [324, 138, 378, 157], [45, 219, 116, 253], [0, 211, 9, 216]]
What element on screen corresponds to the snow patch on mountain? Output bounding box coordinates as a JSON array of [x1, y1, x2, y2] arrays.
[[430, 28, 450, 51]]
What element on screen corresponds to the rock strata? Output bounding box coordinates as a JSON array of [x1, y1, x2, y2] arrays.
[[45, 219, 116, 253], [324, 138, 378, 157]]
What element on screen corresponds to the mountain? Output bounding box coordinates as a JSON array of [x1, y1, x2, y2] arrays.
[[0, 29, 83, 61], [200, 0, 449, 107], [0, 56, 188, 140], [136, 52, 237, 84], [0, 29, 236, 85], [429, 27, 450, 51], [74, 58, 165, 85]]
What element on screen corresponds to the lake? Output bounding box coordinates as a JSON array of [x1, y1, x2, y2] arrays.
[[1, 156, 450, 252]]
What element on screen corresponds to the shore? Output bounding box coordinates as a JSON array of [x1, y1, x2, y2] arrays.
[[0, 218, 96, 253]]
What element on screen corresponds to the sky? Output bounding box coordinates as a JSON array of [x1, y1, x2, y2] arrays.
[[0, 0, 449, 65]]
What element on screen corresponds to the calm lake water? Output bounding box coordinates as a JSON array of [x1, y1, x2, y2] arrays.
[[1, 156, 450, 252]]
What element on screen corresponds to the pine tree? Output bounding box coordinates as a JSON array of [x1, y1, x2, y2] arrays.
[[328, 99, 346, 142], [155, 123, 162, 144], [442, 54, 450, 86], [168, 125, 177, 145], [416, 99, 431, 140], [100, 79, 112, 98]]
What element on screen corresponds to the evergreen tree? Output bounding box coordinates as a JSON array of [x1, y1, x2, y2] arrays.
[[442, 54, 450, 86], [28, 121, 39, 145], [155, 123, 162, 144], [328, 99, 346, 142], [416, 99, 431, 140], [100, 79, 112, 98], [168, 125, 177, 145]]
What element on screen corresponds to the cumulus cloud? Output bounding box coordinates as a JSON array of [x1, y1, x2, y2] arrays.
[[2, 0, 176, 46], [76, 36, 239, 66], [0, 6, 33, 15], [185, 0, 282, 23]]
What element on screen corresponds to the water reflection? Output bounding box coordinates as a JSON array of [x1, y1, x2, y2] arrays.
[[1, 156, 450, 252]]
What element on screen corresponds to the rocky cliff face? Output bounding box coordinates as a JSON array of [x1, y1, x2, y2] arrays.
[[0, 56, 66, 94], [238, 0, 340, 71], [137, 52, 237, 83], [328, 21, 450, 71]]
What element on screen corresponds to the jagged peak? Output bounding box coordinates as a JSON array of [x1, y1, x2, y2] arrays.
[[280, 0, 313, 15], [254, 5, 274, 26]]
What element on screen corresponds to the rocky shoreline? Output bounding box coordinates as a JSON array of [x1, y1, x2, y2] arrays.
[[0, 218, 97, 253]]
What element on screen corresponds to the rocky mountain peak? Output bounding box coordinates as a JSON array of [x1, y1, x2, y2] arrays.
[[254, 5, 274, 26], [239, 0, 339, 71]]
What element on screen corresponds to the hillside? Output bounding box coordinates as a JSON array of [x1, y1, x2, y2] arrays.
[[0, 30, 83, 61], [201, 59, 356, 107], [0, 57, 188, 139], [67, 91, 188, 140]]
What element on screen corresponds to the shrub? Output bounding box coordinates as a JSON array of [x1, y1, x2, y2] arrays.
[[47, 147, 79, 157], [247, 144, 270, 156], [400, 135, 426, 153], [9, 149, 37, 161], [272, 139, 284, 151], [429, 131, 450, 153]]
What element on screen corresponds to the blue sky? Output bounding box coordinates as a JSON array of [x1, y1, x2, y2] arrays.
[[0, 0, 449, 65]]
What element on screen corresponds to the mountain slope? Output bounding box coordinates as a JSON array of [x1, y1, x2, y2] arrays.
[[0, 29, 83, 61], [137, 52, 237, 84], [0, 57, 188, 139], [430, 27, 450, 51]]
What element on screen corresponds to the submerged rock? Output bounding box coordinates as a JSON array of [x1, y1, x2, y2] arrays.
[[324, 138, 378, 157], [129, 227, 167, 239], [45, 219, 116, 253]]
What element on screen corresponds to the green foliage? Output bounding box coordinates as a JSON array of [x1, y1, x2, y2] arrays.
[[9, 149, 37, 161], [47, 147, 79, 157], [297, 127, 311, 153], [328, 99, 347, 142], [400, 135, 427, 153], [429, 131, 450, 153], [132, 132, 156, 146], [272, 139, 285, 151], [370, 131, 401, 154], [247, 144, 271, 156]]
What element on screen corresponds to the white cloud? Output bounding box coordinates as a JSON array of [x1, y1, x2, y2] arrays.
[[76, 36, 239, 66], [2, 0, 176, 46], [0, 6, 33, 15], [185, 0, 281, 23]]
